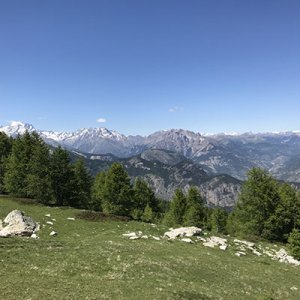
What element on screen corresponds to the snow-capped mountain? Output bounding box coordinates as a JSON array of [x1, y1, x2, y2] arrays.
[[2, 121, 300, 182], [0, 121, 36, 136]]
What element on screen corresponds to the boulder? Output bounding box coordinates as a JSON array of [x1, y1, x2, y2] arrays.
[[0, 210, 39, 237], [275, 248, 300, 266], [50, 231, 57, 236], [164, 227, 202, 239], [203, 236, 228, 250]]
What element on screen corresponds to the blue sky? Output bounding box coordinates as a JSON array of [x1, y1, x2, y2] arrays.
[[0, 0, 300, 135]]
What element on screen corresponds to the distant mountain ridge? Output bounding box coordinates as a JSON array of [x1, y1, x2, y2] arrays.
[[2, 121, 300, 182]]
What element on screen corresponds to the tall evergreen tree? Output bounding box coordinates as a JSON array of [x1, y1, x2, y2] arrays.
[[91, 171, 106, 211], [183, 186, 205, 227], [210, 207, 228, 234], [164, 189, 187, 226], [102, 163, 133, 216], [25, 133, 53, 203], [132, 178, 159, 219], [4, 132, 37, 197], [50, 146, 73, 206], [0, 132, 12, 193], [230, 168, 281, 238], [70, 159, 92, 208]]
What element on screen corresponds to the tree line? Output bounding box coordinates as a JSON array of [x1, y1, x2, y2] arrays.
[[1, 131, 300, 258]]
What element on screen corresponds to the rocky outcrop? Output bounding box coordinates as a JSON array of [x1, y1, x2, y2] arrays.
[[0, 210, 39, 237], [164, 227, 202, 239]]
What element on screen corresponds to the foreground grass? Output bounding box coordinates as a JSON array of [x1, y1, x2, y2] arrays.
[[0, 196, 299, 300]]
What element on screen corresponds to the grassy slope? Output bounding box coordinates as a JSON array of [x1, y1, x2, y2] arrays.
[[0, 197, 299, 300]]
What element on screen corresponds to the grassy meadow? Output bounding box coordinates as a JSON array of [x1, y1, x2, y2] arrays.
[[0, 196, 299, 300]]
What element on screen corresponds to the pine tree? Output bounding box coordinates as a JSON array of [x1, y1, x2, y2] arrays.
[[141, 204, 154, 223], [0, 132, 12, 193], [91, 171, 106, 211], [210, 207, 228, 234], [70, 159, 92, 208], [183, 186, 205, 227], [50, 146, 73, 206], [4, 132, 36, 197], [102, 163, 133, 216], [164, 189, 187, 226], [25, 133, 53, 203], [232, 168, 281, 238], [132, 178, 159, 219]]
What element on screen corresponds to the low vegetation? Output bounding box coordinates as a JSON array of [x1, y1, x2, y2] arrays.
[[0, 196, 300, 300]]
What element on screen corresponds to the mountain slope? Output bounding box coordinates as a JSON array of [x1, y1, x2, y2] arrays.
[[2, 121, 300, 182]]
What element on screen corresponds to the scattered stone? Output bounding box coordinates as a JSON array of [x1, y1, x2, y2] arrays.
[[50, 231, 57, 236], [234, 239, 255, 248], [252, 249, 262, 256], [129, 236, 139, 240], [203, 236, 227, 250], [181, 238, 194, 244], [67, 217, 75, 221], [141, 235, 149, 239], [51, 219, 56, 222], [164, 227, 202, 239], [290, 286, 298, 291], [235, 252, 246, 257], [220, 245, 228, 251], [0, 210, 39, 237], [274, 248, 300, 266], [46, 221, 53, 225], [31, 233, 39, 240], [45, 214, 51, 217], [152, 236, 161, 241]]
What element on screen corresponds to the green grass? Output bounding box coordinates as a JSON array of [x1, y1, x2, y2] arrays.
[[0, 196, 299, 300]]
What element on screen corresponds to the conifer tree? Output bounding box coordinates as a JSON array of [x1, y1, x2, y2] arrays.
[[70, 159, 92, 208], [91, 171, 106, 211], [164, 189, 187, 226], [0, 132, 12, 193], [50, 146, 73, 206], [101, 163, 133, 216], [183, 186, 205, 227]]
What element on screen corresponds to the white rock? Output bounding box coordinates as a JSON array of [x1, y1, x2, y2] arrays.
[[51, 219, 56, 222], [181, 238, 194, 243], [203, 236, 228, 250], [122, 232, 138, 238], [141, 235, 149, 239], [45, 214, 51, 217], [234, 239, 255, 248], [252, 249, 262, 256], [46, 221, 53, 225], [67, 217, 75, 221], [49, 231, 57, 236], [235, 252, 246, 257], [152, 236, 161, 241], [203, 241, 217, 248], [275, 248, 300, 266], [220, 245, 227, 251], [164, 227, 202, 239], [290, 286, 298, 291], [129, 236, 139, 240], [31, 233, 39, 240], [0, 210, 39, 237]]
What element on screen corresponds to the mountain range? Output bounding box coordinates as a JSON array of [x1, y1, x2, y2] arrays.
[[2, 121, 300, 181], [2, 121, 300, 208]]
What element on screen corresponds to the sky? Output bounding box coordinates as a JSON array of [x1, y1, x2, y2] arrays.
[[0, 0, 300, 135]]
